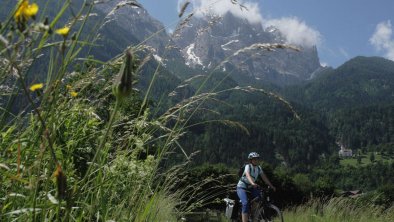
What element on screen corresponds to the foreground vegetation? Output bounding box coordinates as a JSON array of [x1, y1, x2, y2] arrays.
[[0, 1, 191, 221], [179, 198, 394, 222], [283, 198, 394, 222]]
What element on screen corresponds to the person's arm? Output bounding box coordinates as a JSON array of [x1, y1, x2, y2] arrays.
[[245, 165, 258, 187], [261, 172, 276, 191]]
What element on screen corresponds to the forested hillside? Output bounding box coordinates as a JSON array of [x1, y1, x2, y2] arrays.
[[179, 87, 334, 169], [285, 56, 394, 111], [283, 56, 394, 153], [174, 57, 394, 167], [175, 55, 394, 199]]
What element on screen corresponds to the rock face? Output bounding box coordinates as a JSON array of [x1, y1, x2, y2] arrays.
[[1, 1, 323, 86], [94, 2, 322, 86], [94, 0, 182, 61], [172, 12, 322, 86]]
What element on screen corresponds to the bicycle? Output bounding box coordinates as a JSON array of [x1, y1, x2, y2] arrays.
[[224, 187, 283, 222]]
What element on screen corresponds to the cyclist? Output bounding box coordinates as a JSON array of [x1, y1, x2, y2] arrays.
[[237, 152, 276, 222]]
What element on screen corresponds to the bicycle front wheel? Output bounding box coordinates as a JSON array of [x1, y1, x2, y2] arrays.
[[256, 203, 283, 222]]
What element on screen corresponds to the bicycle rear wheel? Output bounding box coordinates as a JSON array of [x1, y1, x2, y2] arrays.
[[256, 203, 283, 222]]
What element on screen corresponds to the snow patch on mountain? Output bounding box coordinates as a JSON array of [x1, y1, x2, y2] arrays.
[[184, 43, 203, 66], [221, 40, 239, 51]]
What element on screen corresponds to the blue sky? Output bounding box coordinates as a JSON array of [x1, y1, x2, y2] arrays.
[[139, 0, 394, 68]]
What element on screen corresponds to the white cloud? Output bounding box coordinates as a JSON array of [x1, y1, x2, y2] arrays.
[[178, 0, 263, 24], [263, 17, 321, 48], [370, 20, 394, 60]]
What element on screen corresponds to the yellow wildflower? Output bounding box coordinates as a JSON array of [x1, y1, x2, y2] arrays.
[[14, 0, 39, 23], [55, 26, 70, 37], [70, 91, 78, 97], [29, 83, 43, 92]]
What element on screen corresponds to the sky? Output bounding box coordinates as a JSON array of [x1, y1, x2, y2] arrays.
[[138, 0, 394, 68]]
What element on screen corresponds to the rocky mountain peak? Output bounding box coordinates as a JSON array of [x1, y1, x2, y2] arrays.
[[172, 11, 322, 86], [94, 0, 180, 60]]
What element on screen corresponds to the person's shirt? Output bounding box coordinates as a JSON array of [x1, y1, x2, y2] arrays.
[[237, 164, 263, 189]]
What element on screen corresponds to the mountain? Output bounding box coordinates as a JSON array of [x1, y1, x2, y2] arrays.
[[93, 1, 183, 62], [281, 56, 394, 151], [284, 56, 394, 111], [1, 1, 322, 88], [180, 56, 394, 167], [93, 0, 208, 93], [172, 12, 322, 86]]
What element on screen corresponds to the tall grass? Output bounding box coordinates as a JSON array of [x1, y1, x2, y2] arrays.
[[283, 198, 394, 222], [0, 0, 187, 221]]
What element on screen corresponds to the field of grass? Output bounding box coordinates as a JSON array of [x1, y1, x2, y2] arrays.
[[0, 1, 188, 221], [283, 198, 394, 222], [200, 197, 394, 222], [340, 152, 394, 167]]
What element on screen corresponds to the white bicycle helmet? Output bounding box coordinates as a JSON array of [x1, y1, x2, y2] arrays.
[[248, 152, 260, 159]]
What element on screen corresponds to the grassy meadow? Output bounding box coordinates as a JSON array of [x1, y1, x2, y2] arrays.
[[186, 197, 394, 222], [340, 152, 394, 167], [282, 198, 394, 222]]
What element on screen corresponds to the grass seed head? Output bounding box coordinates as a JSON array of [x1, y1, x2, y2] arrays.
[[179, 1, 190, 18], [113, 50, 134, 101], [53, 164, 67, 200]]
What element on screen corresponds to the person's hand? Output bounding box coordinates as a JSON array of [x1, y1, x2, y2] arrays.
[[252, 183, 259, 188]]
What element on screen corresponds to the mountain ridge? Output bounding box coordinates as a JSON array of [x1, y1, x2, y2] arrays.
[[284, 56, 394, 111], [172, 11, 322, 86]]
